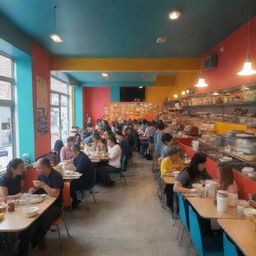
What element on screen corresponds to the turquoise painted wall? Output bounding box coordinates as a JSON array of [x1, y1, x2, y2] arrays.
[[110, 87, 120, 102], [16, 55, 35, 160], [0, 39, 35, 161], [74, 86, 83, 128]]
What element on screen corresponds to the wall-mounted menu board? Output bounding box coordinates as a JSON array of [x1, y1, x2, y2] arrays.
[[104, 102, 163, 121]]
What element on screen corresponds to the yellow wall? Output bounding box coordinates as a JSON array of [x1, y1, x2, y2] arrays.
[[145, 71, 199, 103]]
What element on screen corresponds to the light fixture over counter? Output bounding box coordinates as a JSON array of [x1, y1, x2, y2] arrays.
[[237, 0, 256, 76], [195, 77, 208, 88]]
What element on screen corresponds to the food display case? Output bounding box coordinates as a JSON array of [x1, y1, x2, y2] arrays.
[[214, 134, 256, 162]]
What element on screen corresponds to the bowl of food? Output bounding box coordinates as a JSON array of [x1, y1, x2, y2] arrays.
[[242, 167, 254, 174], [23, 206, 39, 218], [192, 183, 203, 189], [243, 207, 256, 220]]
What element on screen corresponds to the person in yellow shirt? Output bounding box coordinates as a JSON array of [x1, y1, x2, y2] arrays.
[[160, 147, 185, 212], [161, 147, 185, 176]]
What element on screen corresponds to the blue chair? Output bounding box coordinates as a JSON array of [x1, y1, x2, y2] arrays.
[[223, 233, 238, 256], [188, 205, 224, 256], [177, 193, 190, 251], [110, 156, 127, 186], [78, 168, 97, 211]]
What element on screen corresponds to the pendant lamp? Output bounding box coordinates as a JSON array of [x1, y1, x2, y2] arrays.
[[237, 1, 256, 76]]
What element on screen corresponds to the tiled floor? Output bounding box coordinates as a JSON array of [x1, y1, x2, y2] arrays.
[[30, 155, 189, 256]]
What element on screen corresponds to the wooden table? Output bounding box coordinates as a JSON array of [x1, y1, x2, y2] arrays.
[[184, 196, 240, 219], [162, 176, 175, 184], [0, 196, 56, 232], [218, 219, 256, 256]]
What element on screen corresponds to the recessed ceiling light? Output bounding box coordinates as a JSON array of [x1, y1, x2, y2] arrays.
[[156, 37, 167, 44], [181, 91, 186, 95], [168, 10, 181, 20], [50, 34, 63, 43], [101, 73, 109, 77], [138, 86, 143, 89], [173, 94, 178, 98], [186, 89, 190, 94]]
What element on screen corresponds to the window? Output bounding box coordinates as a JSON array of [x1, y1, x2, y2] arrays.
[[50, 77, 71, 149], [0, 54, 15, 172]]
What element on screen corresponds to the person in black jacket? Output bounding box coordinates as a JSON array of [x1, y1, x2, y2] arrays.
[[52, 139, 64, 165], [70, 144, 94, 208], [116, 131, 132, 161]]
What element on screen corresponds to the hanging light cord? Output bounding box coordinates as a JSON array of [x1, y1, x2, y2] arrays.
[[247, 0, 250, 59], [54, 5, 57, 33]]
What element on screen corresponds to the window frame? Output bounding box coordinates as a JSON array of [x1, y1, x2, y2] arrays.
[[50, 76, 71, 146], [0, 53, 16, 171]]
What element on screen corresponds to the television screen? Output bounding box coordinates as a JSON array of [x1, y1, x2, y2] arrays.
[[120, 87, 145, 102]]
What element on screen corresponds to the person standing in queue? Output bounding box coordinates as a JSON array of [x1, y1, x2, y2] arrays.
[[29, 157, 64, 250], [70, 144, 94, 209]]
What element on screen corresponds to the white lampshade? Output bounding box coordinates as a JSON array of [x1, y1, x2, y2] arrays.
[[237, 60, 256, 76], [195, 78, 208, 88]]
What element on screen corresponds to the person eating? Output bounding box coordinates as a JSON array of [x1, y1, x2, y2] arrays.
[[217, 162, 238, 194], [70, 144, 94, 208], [97, 135, 122, 186], [0, 158, 25, 202], [160, 133, 174, 159], [160, 147, 185, 211], [93, 131, 107, 152], [173, 152, 211, 194], [60, 136, 76, 162], [29, 157, 64, 250]]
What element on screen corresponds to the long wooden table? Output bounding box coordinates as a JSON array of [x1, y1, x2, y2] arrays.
[[184, 196, 240, 219], [0, 196, 56, 232], [218, 219, 256, 256]]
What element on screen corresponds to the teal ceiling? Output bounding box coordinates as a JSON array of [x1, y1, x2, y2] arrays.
[[65, 71, 177, 86], [0, 0, 256, 58]]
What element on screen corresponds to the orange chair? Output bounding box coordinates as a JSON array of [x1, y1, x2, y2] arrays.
[[51, 182, 71, 250]]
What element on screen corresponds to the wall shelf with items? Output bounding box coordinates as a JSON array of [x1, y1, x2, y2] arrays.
[[104, 102, 163, 121]]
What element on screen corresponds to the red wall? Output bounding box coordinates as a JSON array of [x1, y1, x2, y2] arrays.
[[83, 87, 111, 125], [31, 42, 51, 159], [197, 17, 256, 94]]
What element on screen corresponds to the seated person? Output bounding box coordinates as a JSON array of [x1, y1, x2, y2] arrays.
[[154, 122, 165, 159], [173, 152, 211, 193], [83, 131, 93, 145], [160, 133, 174, 158], [52, 139, 64, 165], [116, 131, 133, 161], [0, 158, 25, 202], [97, 135, 122, 186], [93, 131, 107, 151], [160, 147, 185, 211], [60, 136, 76, 161], [29, 157, 64, 250], [0, 159, 33, 256], [217, 162, 238, 194], [70, 144, 94, 208], [173, 153, 212, 236]]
